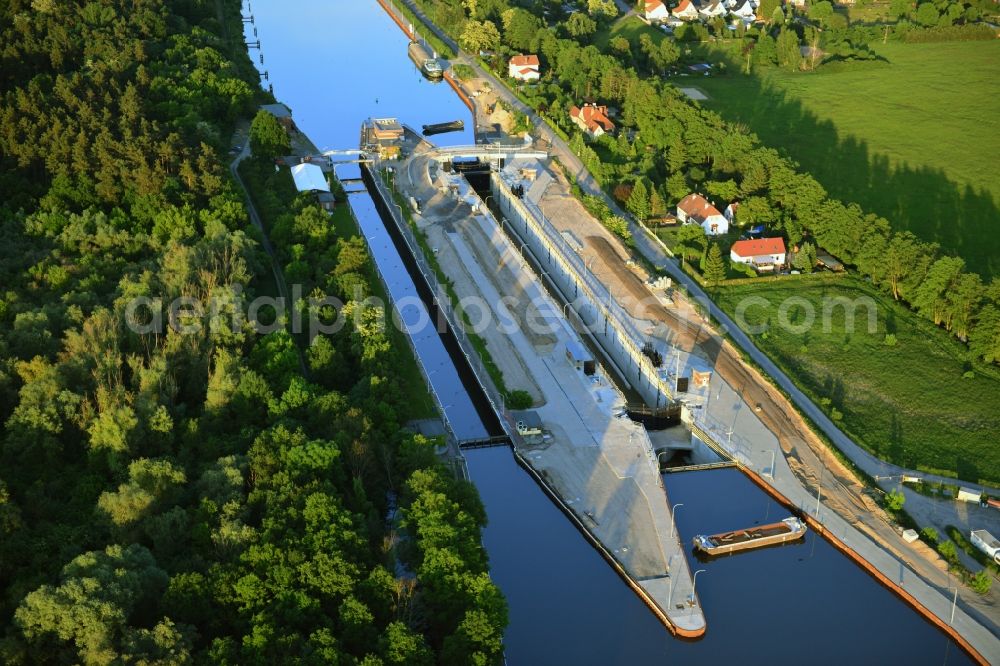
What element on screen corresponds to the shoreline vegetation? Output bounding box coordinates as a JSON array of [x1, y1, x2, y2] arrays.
[[400, 0, 1000, 484], [0, 1, 505, 664]]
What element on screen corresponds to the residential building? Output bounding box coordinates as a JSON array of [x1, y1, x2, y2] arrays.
[[676, 193, 728, 235], [508, 54, 541, 82], [730, 237, 787, 270], [570, 103, 615, 138], [643, 0, 671, 22], [699, 0, 728, 18], [672, 0, 701, 20], [729, 0, 757, 20]]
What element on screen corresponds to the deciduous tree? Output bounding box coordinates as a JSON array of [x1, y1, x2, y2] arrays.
[[249, 110, 290, 161]]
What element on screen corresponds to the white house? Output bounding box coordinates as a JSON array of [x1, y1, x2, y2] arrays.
[[290, 163, 330, 193], [730, 237, 787, 270], [570, 103, 615, 138], [672, 0, 701, 20], [729, 0, 757, 20], [508, 54, 540, 82], [699, 0, 728, 18], [643, 0, 671, 22], [677, 193, 728, 235], [958, 487, 983, 503], [971, 530, 1000, 564]]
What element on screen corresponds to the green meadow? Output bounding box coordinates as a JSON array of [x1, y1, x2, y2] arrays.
[[695, 40, 1000, 278], [715, 277, 1000, 484]]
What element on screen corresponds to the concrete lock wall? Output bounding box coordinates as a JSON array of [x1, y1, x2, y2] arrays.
[[490, 172, 672, 409]]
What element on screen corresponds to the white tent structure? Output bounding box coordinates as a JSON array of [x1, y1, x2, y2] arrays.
[[290, 163, 330, 193]]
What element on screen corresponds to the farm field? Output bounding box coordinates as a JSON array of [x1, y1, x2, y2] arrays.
[[694, 40, 1000, 278], [714, 277, 1000, 485]]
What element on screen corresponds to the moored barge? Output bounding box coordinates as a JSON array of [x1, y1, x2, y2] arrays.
[[422, 119, 465, 136], [693, 517, 806, 556], [408, 41, 443, 80]]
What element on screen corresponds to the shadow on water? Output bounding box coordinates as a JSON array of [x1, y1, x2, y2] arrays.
[[467, 452, 971, 664], [699, 71, 999, 279]]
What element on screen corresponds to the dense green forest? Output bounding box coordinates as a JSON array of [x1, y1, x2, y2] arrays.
[[0, 1, 504, 664], [412, 0, 1000, 365]]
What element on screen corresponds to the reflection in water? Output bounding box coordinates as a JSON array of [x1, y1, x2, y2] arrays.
[[347, 192, 488, 441]]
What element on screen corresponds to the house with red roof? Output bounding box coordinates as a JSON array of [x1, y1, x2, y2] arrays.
[[570, 103, 615, 138], [676, 193, 729, 235], [672, 0, 701, 20], [643, 0, 671, 22], [730, 237, 787, 271], [508, 54, 540, 82]]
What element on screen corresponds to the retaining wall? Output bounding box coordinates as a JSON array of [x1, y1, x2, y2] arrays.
[[490, 172, 673, 409]]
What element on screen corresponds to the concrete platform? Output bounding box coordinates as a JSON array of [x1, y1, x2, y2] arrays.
[[390, 152, 706, 635]]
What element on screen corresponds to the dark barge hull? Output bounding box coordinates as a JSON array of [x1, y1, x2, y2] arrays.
[[422, 120, 465, 136]]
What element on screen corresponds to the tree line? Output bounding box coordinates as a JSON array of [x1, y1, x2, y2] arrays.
[[410, 0, 1000, 365], [0, 1, 505, 663]]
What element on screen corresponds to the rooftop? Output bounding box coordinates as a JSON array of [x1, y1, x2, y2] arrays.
[[290, 163, 330, 193], [677, 193, 722, 221], [731, 237, 786, 257], [260, 102, 292, 119], [510, 54, 540, 68]]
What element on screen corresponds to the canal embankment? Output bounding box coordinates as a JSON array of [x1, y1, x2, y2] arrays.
[[245, 1, 987, 660], [360, 162, 505, 443]]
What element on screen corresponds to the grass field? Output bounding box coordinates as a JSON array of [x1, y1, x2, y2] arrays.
[[695, 40, 1000, 278], [714, 277, 1000, 485]]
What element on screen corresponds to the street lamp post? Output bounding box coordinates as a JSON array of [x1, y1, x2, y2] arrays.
[[669, 503, 684, 539], [656, 450, 672, 470], [815, 465, 824, 516], [950, 586, 959, 625], [689, 569, 706, 605], [763, 449, 775, 479]]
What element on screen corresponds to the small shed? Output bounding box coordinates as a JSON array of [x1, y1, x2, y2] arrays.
[[260, 103, 297, 132], [958, 487, 983, 503], [816, 251, 845, 272], [970, 529, 1000, 563], [315, 192, 337, 212], [901, 529, 919, 543], [565, 340, 596, 375]]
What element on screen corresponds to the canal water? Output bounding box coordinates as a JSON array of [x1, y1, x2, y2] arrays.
[[246, 1, 972, 662]]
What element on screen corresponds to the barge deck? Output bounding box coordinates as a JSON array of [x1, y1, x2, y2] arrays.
[[694, 517, 806, 556]]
